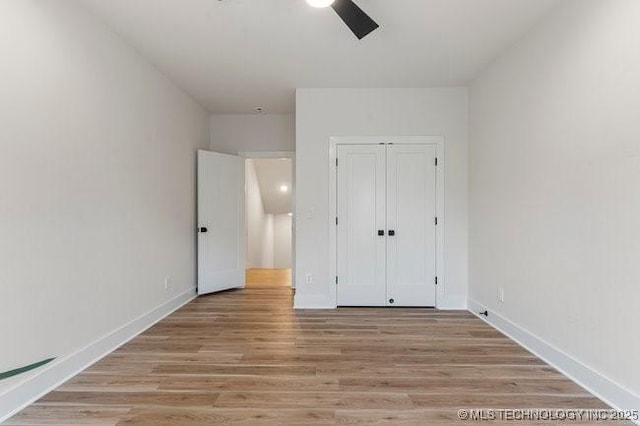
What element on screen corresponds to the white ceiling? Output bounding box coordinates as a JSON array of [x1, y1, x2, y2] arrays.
[[254, 159, 292, 215], [80, 0, 559, 113]]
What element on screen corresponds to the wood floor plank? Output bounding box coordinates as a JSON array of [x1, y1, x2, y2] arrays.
[[213, 391, 414, 409], [157, 376, 340, 392], [339, 377, 590, 395], [37, 391, 219, 408], [3, 270, 612, 425], [335, 409, 623, 426], [116, 408, 335, 425], [151, 364, 317, 376], [409, 393, 611, 409], [245, 268, 292, 287], [3, 406, 131, 425]]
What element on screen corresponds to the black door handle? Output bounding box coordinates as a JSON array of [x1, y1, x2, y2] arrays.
[[378, 230, 385, 236], [199, 227, 208, 233], [388, 230, 395, 236]]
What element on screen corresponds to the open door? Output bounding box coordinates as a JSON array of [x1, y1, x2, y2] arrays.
[[197, 150, 245, 296]]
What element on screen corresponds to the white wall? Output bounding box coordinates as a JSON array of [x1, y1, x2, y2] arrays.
[[273, 214, 292, 269], [261, 215, 275, 268], [245, 160, 269, 268], [210, 114, 294, 154], [470, 0, 640, 408], [0, 0, 208, 399], [295, 88, 468, 309]]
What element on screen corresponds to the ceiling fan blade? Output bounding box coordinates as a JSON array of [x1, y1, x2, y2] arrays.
[[330, 0, 379, 40]]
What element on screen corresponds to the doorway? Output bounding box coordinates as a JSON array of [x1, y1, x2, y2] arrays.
[[244, 156, 293, 290]]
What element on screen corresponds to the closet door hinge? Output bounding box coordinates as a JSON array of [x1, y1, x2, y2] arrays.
[[336, 276, 339, 285], [435, 276, 438, 285], [435, 217, 438, 226], [435, 157, 438, 166], [336, 158, 339, 167], [336, 217, 338, 226]]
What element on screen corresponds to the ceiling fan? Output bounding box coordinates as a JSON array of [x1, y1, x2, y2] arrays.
[[307, 0, 379, 40]]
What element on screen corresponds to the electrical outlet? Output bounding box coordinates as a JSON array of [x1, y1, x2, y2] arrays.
[[498, 287, 505, 303], [305, 273, 313, 284]]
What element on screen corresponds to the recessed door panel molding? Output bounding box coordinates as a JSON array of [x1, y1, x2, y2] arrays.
[[330, 137, 442, 308], [336, 144, 386, 306]]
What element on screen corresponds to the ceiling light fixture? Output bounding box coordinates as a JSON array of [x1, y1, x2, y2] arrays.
[[306, 0, 335, 8], [280, 185, 289, 193], [306, 0, 379, 39]]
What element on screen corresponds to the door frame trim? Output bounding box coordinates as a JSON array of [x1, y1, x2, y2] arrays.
[[238, 151, 295, 159], [328, 136, 445, 308]]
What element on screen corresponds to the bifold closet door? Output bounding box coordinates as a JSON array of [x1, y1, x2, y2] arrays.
[[386, 144, 437, 306], [336, 145, 386, 306]]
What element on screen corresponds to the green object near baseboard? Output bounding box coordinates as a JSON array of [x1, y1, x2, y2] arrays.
[[0, 358, 55, 381]]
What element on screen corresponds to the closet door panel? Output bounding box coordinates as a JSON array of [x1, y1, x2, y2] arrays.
[[386, 144, 437, 307], [336, 145, 386, 306]]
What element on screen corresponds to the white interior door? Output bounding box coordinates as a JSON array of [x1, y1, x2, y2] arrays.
[[386, 144, 437, 306], [336, 145, 386, 306], [197, 150, 246, 296]]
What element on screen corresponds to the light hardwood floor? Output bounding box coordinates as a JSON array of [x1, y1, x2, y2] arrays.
[[5, 272, 615, 425], [245, 268, 292, 288]]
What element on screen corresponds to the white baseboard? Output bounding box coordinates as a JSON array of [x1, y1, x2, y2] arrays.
[[468, 299, 640, 412], [437, 295, 468, 310], [0, 288, 196, 423], [293, 292, 335, 309], [294, 292, 469, 310]]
